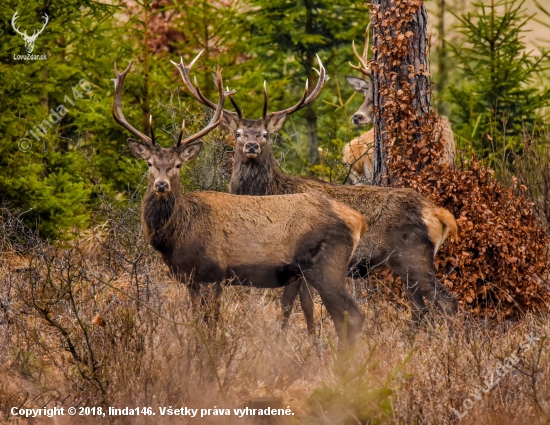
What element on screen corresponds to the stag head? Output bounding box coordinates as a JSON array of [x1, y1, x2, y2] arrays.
[[346, 23, 374, 127], [171, 51, 329, 164], [11, 11, 49, 54], [112, 61, 230, 195]]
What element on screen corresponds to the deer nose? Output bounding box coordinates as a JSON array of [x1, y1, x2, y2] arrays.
[[352, 114, 364, 125], [245, 142, 259, 153], [155, 181, 169, 193]]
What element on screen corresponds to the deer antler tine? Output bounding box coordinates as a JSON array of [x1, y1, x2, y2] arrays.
[[176, 122, 185, 147], [352, 40, 361, 62], [179, 65, 227, 147], [112, 61, 152, 146], [315, 54, 328, 82], [188, 49, 204, 70], [149, 115, 156, 145], [229, 94, 243, 119], [364, 22, 371, 59], [348, 62, 362, 72], [262, 81, 268, 120], [316, 53, 323, 67]]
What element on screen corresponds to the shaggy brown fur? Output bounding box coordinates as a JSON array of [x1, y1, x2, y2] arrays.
[[342, 131, 374, 184]]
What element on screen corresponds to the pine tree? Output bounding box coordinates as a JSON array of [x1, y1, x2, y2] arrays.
[[447, 0, 550, 160], [0, 0, 114, 237]]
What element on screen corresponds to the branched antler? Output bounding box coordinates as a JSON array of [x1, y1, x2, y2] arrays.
[[173, 51, 328, 122], [349, 23, 372, 77], [112, 61, 153, 147]]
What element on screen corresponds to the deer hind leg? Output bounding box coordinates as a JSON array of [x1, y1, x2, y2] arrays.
[[388, 242, 457, 325], [281, 279, 316, 333], [281, 280, 301, 329], [299, 280, 315, 334], [304, 257, 364, 348]]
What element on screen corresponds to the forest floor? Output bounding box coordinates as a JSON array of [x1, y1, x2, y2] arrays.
[[1, 230, 550, 425]]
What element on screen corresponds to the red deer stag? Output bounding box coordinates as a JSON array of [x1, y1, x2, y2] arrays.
[[344, 24, 456, 184], [173, 52, 458, 329], [112, 61, 367, 346]]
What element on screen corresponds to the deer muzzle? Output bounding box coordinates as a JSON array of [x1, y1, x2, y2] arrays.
[[155, 180, 170, 193], [244, 142, 260, 158], [352, 112, 369, 126]]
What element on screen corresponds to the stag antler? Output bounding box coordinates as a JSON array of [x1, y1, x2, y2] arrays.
[[171, 51, 240, 123], [113, 61, 230, 149], [173, 51, 328, 121], [265, 54, 329, 119], [349, 23, 372, 77], [112, 61, 153, 146], [176, 65, 230, 147]]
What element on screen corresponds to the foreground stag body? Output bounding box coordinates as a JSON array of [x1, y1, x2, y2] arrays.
[[175, 52, 459, 325], [344, 24, 456, 184], [113, 61, 367, 345]]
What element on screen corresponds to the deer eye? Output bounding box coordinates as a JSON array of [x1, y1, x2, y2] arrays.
[[176, 164, 182, 169], [235, 131, 242, 138], [262, 132, 268, 139], [147, 162, 152, 167]]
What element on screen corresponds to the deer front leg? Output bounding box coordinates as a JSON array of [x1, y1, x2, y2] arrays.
[[188, 282, 223, 323]]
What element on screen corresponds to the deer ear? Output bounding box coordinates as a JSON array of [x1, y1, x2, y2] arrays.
[[127, 138, 152, 160], [178, 142, 203, 162], [221, 113, 240, 132], [345, 76, 370, 92], [265, 113, 288, 133]]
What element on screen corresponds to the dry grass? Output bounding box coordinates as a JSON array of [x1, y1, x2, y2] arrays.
[[1, 208, 550, 425]]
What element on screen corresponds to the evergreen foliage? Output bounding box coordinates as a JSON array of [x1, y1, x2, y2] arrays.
[[447, 0, 550, 160], [1, 0, 549, 239]]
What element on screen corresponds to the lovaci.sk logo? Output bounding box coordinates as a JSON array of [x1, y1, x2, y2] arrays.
[[11, 10, 48, 61]]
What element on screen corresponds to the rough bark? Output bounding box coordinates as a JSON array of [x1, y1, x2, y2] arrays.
[[371, 0, 431, 186]]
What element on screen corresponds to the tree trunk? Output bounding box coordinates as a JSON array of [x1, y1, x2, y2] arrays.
[[371, 0, 431, 186]]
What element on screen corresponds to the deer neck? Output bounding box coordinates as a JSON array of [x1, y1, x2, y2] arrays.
[[142, 183, 184, 252], [230, 151, 285, 196]]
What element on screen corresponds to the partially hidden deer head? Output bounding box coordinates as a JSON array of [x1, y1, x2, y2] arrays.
[[346, 23, 373, 127]]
